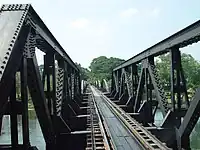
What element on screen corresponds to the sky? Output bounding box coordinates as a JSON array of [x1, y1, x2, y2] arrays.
[[1, 0, 200, 68]]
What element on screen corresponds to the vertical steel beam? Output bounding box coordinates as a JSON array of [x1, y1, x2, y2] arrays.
[[176, 50, 181, 112], [0, 117, 2, 135], [132, 64, 138, 96], [76, 72, 81, 96], [119, 69, 124, 98], [131, 65, 134, 95], [180, 66, 189, 108], [52, 55, 56, 117], [42, 57, 46, 87], [73, 70, 76, 96], [27, 56, 55, 148], [60, 62, 71, 122], [144, 67, 148, 102], [10, 76, 18, 148], [46, 54, 52, 115], [148, 70, 153, 120], [117, 70, 120, 94], [119, 71, 123, 97], [69, 67, 72, 100], [78, 74, 81, 96], [71, 69, 75, 100], [170, 48, 191, 132], [148, 57, 154, 119], [111, 72, 114, 93], [113, 71, 119, 99], [20, 57, 30, 149], [171, 48, 188, 115], [114, 71, 118, 92], [44, 53, 55, 116], [171, 48, 182, 112], [170, 50, 176, 111], [64, 62, 69, 100]]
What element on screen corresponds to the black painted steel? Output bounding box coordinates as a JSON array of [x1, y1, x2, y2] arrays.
[[114, 19, 200, 71], [108, 14, 200, 150], [1, 3, 200, 150], [92, 87, 170, 150], [0, 3, 85, 150], [21, 57, 30, 149], [10, 78, 18, 148]]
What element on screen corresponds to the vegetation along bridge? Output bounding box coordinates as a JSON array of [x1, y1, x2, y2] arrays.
[[0, 3, 200, 150]]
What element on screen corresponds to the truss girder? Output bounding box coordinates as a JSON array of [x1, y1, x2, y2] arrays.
[[109, 9, 200, 149], [0, 5, 30, 111], [114, 18, 200, 71], [148, 61, 169, 116], [0, 3, 82, 149]]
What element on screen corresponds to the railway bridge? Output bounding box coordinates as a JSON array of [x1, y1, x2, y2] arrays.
[[0, 3, 200, 150]]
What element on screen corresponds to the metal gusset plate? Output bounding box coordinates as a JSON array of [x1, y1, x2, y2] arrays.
[[0, 4, 30, 81]]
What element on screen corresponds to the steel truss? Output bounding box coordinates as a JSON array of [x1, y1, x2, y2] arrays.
[[0, 4, 88, 150], [109, 17, 200, 150]]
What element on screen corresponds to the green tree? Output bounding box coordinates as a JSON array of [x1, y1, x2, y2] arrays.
[[156, 53, 200, 90], [75, 63, 90, 80], [89, 56, 125, 81], [156, 54, 171, 86]]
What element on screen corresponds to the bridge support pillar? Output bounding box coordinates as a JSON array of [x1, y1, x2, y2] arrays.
[[10, 77, 18, 149], [21, 57, 31, 149]]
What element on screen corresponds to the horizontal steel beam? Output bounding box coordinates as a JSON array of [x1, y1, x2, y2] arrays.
[[27, 5, 79, 71], [114, 19, 200, 71]]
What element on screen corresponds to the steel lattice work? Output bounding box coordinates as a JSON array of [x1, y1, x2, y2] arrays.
[[2, 3, 200, 150], [0, 4, 110, 150], [106, 15, 200, 150]]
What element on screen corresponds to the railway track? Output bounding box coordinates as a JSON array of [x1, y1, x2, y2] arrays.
[[90, 86, 171, 150], [84, 88, 112, 150]]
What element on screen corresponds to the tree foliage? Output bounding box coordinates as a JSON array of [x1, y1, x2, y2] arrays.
[[75, 56, 124, 83], [75, 63, 90, 81], [89, 56, 125, 81], [71, 53, 200, 92], [156, 53, 200, 90]]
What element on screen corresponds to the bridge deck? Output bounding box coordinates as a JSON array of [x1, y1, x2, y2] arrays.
[[91, 87, 144, 150]]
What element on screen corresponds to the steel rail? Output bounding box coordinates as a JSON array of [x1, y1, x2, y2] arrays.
[[114, 19, 200, 71], [88, 94, 95, 150], [91, 91, 112, 150], [93, 87, 172, 150], [86, 90, 112, 150]]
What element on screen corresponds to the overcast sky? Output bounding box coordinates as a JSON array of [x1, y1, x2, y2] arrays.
[[1, 0, 200, 68]]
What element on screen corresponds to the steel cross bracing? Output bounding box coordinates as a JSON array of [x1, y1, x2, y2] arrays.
[[0, 3, 111, 150], [107, 16, 200, 150]]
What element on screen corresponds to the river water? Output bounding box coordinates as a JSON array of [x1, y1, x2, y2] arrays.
[[0, 110, 45, 149], [0, 110, 199, 149]]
